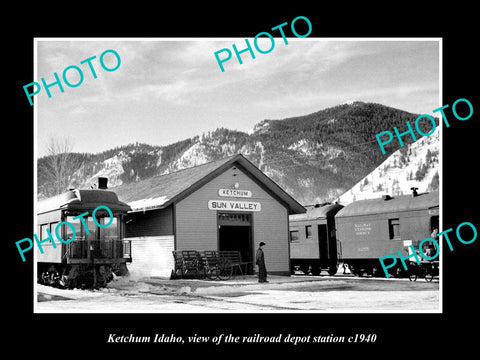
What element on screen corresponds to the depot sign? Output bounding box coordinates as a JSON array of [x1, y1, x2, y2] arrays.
[[218, 188, 252, 198], [208, 200, 261, 212]]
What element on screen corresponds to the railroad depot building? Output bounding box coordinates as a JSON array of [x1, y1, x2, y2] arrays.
[[112, 154, 305, 277]]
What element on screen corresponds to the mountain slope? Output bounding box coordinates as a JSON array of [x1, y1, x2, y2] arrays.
[[336, 127, 439, 204], [37, 101, 438, 205]]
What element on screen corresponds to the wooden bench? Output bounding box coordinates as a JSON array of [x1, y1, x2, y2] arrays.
[[172, 250, 204, 278], [217, 251, 252, 277], [172, 250, 252, 280]]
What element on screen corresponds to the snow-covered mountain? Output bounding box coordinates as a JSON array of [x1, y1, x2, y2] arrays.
[[37, 101, 440, 205], [335, 128, 439, 205]]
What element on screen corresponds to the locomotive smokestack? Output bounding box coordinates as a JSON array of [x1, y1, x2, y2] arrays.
[[411, 187, 418, 197], [98, 177, 108, 190]]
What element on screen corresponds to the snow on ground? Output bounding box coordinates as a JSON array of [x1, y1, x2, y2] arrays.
[[35, 275, 440, 313], [336, 128, 439, 204]]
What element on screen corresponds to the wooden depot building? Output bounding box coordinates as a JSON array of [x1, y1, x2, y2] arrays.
[[112, 154, 306, 277]]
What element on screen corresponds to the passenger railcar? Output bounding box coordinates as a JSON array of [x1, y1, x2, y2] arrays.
[[289, 202, 344, 275], [335, 190, 439, 277], [37, 180, 132, 288], [288, 190, 439, 278]]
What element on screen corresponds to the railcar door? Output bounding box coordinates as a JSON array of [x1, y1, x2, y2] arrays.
[[318, 224, 329, 262]]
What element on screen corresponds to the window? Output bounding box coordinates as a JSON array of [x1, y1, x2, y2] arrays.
[[389, 218, 400, 239], [40, 223, 58, 241], [306, 225, 312, 239], [101, 217, 118, 241], [38, 223, 57, 252], [290, 230, 299, 243]]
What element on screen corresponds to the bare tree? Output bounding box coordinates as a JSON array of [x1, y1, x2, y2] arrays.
[[40, 136, 81, 197]]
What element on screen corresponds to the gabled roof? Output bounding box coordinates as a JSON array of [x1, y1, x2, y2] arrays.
[[335, 191, 439, 218], [112, 153, 306, 214]]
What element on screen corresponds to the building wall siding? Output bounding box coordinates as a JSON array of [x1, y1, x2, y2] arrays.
[[125, 206, 174, 238], [126, 235, 175, 277], [175, 166, 290, 274]]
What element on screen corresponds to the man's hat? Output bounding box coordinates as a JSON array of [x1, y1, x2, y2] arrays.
[[259, 242, 266, 246]]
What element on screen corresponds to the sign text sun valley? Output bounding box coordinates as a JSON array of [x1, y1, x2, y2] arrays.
[[208, 200, 261, 212]]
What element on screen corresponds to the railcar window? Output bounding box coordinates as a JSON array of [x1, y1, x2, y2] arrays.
[[101, 217, 119, 240], [290, 230, 299, 243], [389, 218, 400, 239], [66, 216, 85, 241], [38, 223, 58, 247], [431, 215, 439, 237], [86, 216, 99, 241], [306, 225, 312, 238], [40, 224, 49, 240], [49, 222, 59, 235]]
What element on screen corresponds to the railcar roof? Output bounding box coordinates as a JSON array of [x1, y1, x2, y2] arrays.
[[37, 189, 131, 215], [290, 203, 344, 221], [335, 191, 439, 218]]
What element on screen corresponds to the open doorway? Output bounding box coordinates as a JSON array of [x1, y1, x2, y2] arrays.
[[218, 213, 253, 274], [318, 224, 329, 262]]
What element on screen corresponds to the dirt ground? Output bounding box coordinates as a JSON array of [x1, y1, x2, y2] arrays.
[[35, 274, 440, 313]]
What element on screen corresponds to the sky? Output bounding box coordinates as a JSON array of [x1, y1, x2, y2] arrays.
[[35, 38, 440, 157]]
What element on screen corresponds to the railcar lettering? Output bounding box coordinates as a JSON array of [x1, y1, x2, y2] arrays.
[[354, 223, 371, 236]]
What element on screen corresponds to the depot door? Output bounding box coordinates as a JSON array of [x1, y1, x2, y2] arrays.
[[218, 213, 253, 274]]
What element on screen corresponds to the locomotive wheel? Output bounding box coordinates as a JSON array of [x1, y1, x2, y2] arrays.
[[347, 264, 357, 276], [96, 265, 111, 287], [328, 264, 338, 276], [58, 275, 70, 288], [300, 265, 310, 275], [372, 267, 380, 277], [424, 273, 434, 282]]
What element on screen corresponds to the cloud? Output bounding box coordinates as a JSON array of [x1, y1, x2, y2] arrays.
[[36, 38, 441, 155], [128, 80, 190, 105]]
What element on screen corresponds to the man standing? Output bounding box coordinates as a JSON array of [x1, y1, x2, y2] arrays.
[[256, 242, 268, 283]]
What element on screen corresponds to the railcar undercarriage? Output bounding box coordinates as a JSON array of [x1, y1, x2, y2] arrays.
[[38, 263, 129, 289]]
